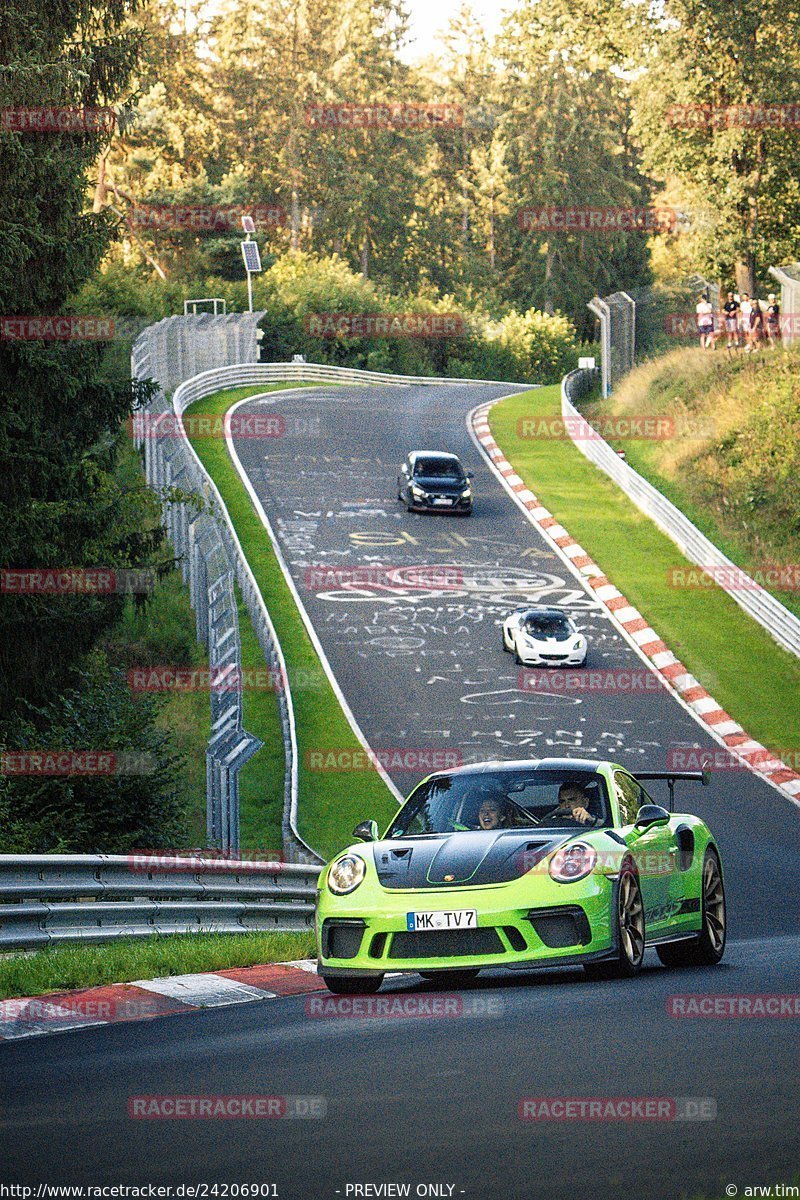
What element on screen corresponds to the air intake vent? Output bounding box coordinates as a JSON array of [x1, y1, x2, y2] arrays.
[[389, 928, 504, 959]]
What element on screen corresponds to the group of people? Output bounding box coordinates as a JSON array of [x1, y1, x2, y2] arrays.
[[696, 291, 781, 351]]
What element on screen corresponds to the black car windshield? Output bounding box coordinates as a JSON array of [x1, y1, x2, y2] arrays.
[[523, 613, 573, 638], [387, 769, 611, 836], [413, 456, 464, 480]]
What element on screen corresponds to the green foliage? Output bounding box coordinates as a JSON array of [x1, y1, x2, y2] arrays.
[[0, 651, 188, 853]]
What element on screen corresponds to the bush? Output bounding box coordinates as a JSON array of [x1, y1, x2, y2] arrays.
[[0, 652, 188, 853]]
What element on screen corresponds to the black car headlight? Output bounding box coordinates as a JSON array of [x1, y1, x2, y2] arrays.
[[328, 853, 366, 895], [549, 842, 597, 883]]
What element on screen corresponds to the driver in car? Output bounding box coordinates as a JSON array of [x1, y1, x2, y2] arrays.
[[553, 782, 597, 826]]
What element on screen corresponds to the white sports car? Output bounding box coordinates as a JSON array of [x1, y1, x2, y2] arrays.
[[502, 606, 588, 666]]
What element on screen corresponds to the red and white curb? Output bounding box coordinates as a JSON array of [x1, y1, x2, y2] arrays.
[[0, 960, 325, 1041], [469, 400, 800, 808]]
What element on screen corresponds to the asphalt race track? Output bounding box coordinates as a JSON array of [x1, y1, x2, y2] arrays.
[[3, 383, 799, 1198]]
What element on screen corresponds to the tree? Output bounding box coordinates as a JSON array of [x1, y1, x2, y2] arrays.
[[0, 0, 165, 714], [629, 0, 800, 293]]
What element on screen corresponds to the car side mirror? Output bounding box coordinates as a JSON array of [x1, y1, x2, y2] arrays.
[[467, 471, 474, 478], [401, 464, 409, 475], [634, 804, 670, 830], [352, 820, 379, 843]]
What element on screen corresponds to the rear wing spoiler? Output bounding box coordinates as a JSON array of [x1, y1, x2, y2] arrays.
[[635, 769, 710, 811]]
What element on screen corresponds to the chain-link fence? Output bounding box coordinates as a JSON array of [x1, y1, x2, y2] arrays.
[[769, 263, 800, 346], [587, 292, 635, 396], [131, 315, 301, 860], [589, 276, 726, 393]]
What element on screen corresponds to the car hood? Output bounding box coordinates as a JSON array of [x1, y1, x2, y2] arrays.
[[412, 476, 467, 493], [368, 830, 573, 889]]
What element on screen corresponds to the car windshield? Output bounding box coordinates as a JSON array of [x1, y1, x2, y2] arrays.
[[387, 769, 611, 836], [523, 613, 572, 638], [413, 456, 463, 480]]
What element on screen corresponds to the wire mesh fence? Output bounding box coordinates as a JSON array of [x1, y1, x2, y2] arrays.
[[132, 316, 275, 861]]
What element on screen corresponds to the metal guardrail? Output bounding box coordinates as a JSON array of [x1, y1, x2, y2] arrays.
[[561, 368, 800, 659], [0, 855, 321, 950]]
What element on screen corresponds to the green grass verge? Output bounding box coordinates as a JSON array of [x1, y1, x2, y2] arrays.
[[236, 581, 286, 855], [490, 385, 800, 754], [0, 931, 315, 1000], [183, 384, 397, 859]]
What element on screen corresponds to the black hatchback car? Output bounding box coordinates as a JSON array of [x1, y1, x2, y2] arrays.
[[397, 451, 473, 514]]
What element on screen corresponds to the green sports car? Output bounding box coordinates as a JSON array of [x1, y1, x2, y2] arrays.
[[315, 757, 726, 993]]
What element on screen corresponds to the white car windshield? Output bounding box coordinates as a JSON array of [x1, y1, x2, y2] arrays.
[[523, 613, 573, 638], [388, 769, 610, 836]]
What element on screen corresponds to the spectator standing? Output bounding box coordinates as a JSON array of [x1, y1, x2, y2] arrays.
[[696, 294, 715, 349], [739, 293, 752, 347], [722, 291, 740, 349], [749, 297, 764, 351], [766, 293, 781, 347]]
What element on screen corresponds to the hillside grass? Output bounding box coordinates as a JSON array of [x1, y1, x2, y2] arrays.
[[581, 346, 800, 621]]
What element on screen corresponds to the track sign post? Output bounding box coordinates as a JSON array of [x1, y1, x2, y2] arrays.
[[240, 215, 261, 312]]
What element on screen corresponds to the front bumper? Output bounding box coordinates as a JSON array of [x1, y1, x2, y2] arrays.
[[316, 874, 614, 977], [517, 645, 587, 666], [408, 493, 472, 513]]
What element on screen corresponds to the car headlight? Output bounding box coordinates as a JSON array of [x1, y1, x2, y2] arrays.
[[549, 842, 597, 883], [411, 484, 426, 499], [460, 485, 472, 498], [328, 853, 366, 895]]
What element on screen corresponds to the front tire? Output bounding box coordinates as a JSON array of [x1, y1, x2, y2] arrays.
[[321, 974, 384, 995], [656, 849, 726, 968], [584, 863, 645, 980]]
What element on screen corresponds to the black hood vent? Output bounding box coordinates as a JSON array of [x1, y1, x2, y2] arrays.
[[371, 831, 568, 889]]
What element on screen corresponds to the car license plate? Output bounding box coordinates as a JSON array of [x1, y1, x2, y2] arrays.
[[432, 497, 452, 506], [406, 909, 477, 931]]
